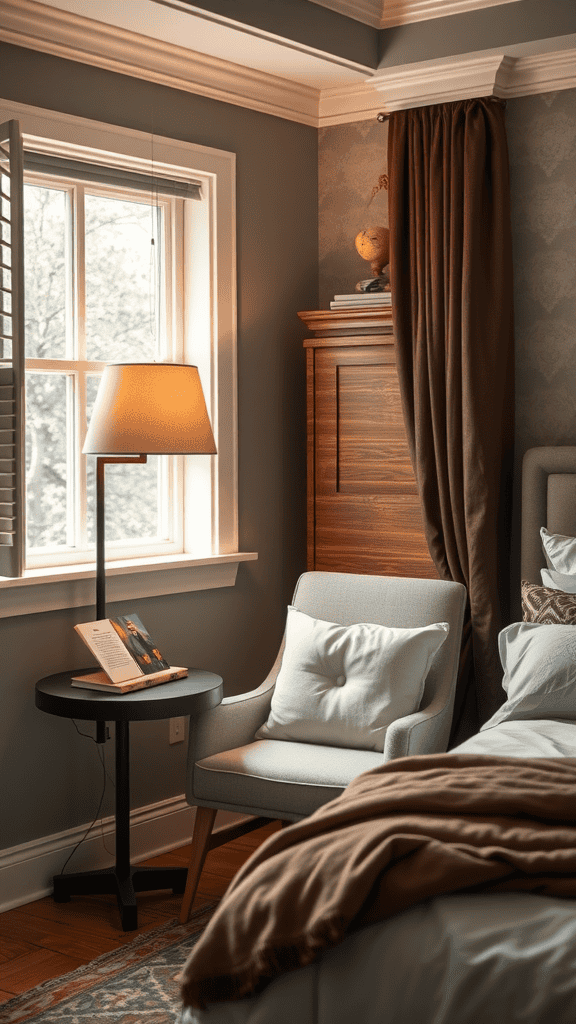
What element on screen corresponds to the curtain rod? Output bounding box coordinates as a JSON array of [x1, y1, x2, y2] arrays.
[[376, 98, 506, 121]]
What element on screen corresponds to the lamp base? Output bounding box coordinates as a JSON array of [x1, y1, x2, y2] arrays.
[[52, 865, 188, 931]]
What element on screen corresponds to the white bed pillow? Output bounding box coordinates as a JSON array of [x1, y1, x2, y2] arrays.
[[255, 606, 449, 752], [480, 621, 576, 731], [541, 568, 576, 593], [541, 527, 576, 574]]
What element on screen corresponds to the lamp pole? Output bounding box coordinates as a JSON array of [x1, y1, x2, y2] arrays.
[[94, 454, 146, 746], [95, 455, 147, 621]]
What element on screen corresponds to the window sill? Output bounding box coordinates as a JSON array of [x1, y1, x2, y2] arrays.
[[0, 552, 258, 618]]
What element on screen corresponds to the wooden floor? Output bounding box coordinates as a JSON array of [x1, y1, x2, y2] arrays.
[[0, 820, 281, 1005]]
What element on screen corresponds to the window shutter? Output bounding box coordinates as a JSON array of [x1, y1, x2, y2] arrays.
[[0, 120, 25, 577]]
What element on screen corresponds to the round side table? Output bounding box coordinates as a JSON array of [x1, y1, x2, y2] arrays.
[[35, 668, 223, 930]]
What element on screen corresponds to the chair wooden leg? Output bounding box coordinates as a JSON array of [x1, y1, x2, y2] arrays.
[[179, 806, 217, 924]]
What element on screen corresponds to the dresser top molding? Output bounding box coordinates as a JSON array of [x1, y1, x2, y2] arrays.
[[298, 307, 394, 344]]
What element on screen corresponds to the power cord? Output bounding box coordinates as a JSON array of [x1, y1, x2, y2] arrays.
[[58, 721, 115, 874]]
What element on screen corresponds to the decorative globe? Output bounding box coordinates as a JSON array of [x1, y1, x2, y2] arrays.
[[354, 226, 390, 276]]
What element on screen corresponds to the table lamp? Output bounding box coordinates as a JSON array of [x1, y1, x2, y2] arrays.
[[83, 362, 217, 623]]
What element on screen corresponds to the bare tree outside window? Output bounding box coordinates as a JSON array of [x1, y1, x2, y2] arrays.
[[23, 181, 168, 559]]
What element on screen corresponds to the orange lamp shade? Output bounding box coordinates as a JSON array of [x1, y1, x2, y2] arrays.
[[83, 363, 217, 456]]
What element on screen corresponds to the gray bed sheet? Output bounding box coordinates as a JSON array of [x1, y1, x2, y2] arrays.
[[182, 719, 576, 1024], [455, 716, 576, 757]]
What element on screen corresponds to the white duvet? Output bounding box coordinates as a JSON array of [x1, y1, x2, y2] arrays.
[[182, 720, 576, 1024]]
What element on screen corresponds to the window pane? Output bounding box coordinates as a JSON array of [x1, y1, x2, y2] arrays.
[[23, 185, 67, 359], [85, 456, 163, 546], [84, 195, 162, 362], [26, 372, 68, 549], [85, 374, 162, 546], [104, 458, 162, 544]]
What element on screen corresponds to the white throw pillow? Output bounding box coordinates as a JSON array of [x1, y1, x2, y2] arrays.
[[255, 606, 449, 752], [541, 527, 576, 574], [541, 568, 576, 593], [480, 621, 576, 731]]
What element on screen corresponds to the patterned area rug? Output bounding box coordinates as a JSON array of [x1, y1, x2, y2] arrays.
[[2, 904, 217, 1024]]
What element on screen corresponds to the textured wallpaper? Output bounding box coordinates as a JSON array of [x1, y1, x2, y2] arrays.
[[318, 117, 389, 308], [507, 89, 576, 453], [318, 91, 576, 462]]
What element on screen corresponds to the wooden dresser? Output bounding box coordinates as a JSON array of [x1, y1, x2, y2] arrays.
[[299, 307, 437, 579]]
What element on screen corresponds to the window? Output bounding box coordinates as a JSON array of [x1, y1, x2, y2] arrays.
[[23, 170, 187, 568], [0, 101, 255, 617]]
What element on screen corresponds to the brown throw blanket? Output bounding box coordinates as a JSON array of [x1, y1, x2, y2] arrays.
[[180, 753, 576, 1009]]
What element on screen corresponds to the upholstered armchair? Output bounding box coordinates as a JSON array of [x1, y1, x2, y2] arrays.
[[180, 571, 466, 923]]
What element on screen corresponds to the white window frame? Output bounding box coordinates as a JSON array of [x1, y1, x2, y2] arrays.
[[0, 100, 256, 618]]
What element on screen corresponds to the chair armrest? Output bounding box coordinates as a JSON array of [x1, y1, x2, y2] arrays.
[[186, 640, 284, 766], [187, 677, 276, 763], [382, 692, 454, 761]]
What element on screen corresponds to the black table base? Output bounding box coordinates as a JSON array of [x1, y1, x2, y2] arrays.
[[53, 864, 187, 932], [53, 718, 181, 931]]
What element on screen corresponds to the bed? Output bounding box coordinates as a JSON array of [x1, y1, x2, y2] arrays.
[[180, 446, 576, 1024]]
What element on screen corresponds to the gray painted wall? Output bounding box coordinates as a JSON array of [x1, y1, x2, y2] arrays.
[[377, 1, 576, 67], [177, 0, 378, 68], [1, 43, 317, 849]]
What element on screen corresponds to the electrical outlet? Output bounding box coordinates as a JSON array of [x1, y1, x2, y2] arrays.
[[169, 717, 186, 744]]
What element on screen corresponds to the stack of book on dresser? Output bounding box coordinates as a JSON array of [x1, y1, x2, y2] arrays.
[[330, 291, 392, 310]]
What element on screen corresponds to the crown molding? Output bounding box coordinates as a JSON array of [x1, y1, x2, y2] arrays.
[[378, 0, 522, 28], [500, 48, 576, 98], [0, 0, 319, 126], [1, 0, 575, 128], [320, 49, 576, 125], [318, 79, 382, 125], [372, 53, 515, 109], [310, 0, 521, 29]]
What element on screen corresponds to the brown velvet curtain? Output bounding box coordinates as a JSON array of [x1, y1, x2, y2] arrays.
[[387, 98, 514, 740]]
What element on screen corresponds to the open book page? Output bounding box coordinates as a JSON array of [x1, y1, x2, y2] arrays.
[[74, 620, 145, 684], [109, 614, 170, 674], [75, 613, 173, 685]]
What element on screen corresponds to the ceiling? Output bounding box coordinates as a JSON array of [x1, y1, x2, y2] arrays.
[[1, 0, 575, 125], [30, 0, 373, 89]]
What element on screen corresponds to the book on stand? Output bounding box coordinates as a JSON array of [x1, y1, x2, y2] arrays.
[[71, 612, 188, 693], [330, 292, 392, 310]]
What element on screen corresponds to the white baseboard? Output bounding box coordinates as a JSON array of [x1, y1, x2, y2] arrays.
[[0, 797, 252, 914]]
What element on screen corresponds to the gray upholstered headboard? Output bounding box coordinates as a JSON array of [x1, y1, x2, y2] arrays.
[[522, 447, 576, 585]]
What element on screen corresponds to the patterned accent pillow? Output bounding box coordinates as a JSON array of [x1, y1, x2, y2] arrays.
[[521, 579, 576, 625]]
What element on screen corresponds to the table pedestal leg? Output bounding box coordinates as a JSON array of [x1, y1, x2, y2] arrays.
[[52, 720, 188, 930]]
